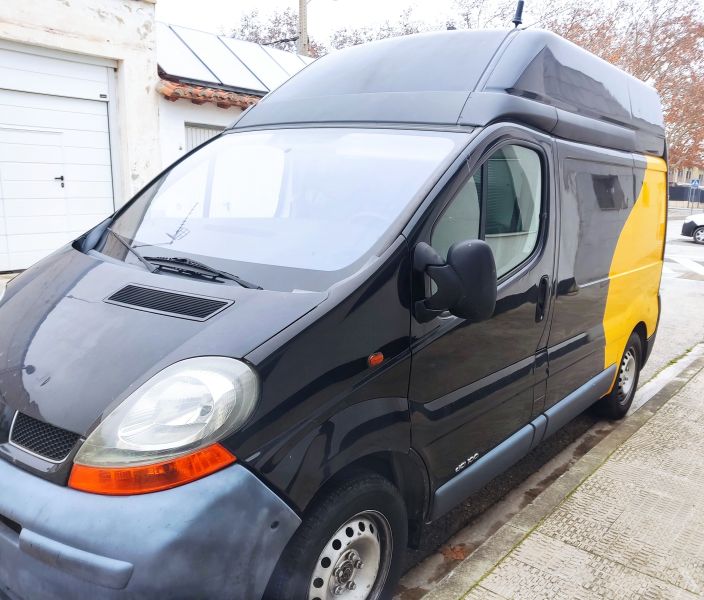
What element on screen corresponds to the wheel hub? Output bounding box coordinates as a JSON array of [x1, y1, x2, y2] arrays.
[[332, 550, 360, 589]]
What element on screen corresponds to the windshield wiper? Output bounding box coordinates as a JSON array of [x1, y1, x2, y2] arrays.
[[142, 256, 262, 289], [107, 229, 157, 273]]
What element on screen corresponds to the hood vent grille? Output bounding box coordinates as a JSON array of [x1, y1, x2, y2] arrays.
[[9, 412, 80, 463], [106, 285, 232, 321]]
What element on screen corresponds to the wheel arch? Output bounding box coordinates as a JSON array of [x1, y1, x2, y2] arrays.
[[633, 321, 648, 364], [305, 449, 431, 548]]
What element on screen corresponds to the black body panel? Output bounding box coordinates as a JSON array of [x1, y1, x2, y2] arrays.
[[0, 248, 325, 483], [406, 124, 558, 489], [429, 364, 616, 520], [545, 141, 636, 407], [234, 30, 665, 157], [0, 240, 415, 513], [237, 238, 414, 511]]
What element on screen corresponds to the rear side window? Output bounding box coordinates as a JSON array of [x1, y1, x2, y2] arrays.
[[563, 158, 634, 284], [432, 144, 543, 278]]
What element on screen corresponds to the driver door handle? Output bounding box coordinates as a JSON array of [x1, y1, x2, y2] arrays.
[[535, 275, 549, 323]]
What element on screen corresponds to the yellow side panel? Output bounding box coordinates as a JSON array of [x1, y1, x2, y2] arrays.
[[603, 155, 667, 377]]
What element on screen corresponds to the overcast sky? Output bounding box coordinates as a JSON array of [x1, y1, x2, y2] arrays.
[[156, 0, 704, 44], [156, 0, 521, 42]]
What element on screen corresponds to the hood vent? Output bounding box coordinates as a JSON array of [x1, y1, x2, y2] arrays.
[[106, 284, 232, 321], [9, 412, 80, 463]]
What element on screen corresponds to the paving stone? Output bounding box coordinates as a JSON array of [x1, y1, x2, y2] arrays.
[[481, 533, 698, 600], [463, 585, 509, 599], [455, 366, 704, 600]]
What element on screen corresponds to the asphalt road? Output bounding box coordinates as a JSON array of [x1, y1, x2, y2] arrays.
[[397, 214, 704, 599]]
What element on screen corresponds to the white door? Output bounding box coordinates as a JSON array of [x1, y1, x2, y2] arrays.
[[0, 89, 114, 271]]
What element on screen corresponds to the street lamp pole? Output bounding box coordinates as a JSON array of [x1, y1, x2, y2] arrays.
[[297, 0, 310, 56]]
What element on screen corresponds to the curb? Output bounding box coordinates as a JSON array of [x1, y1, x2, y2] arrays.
[[423, 348, 704, 600]]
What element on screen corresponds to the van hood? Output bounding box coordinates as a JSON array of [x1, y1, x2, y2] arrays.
[[0, 249, 325, 437]]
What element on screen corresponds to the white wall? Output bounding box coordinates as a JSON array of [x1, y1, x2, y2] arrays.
[[0, 0, 161, 204], [158, 96, 242, 168]]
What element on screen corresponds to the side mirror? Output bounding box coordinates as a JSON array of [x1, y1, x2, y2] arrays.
[[413, 240, 497, 323]]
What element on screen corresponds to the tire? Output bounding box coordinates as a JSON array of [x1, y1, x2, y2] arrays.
[[265, 473, 408, 600], [593, 332, 642, 420], [694, 226, 704, 245]]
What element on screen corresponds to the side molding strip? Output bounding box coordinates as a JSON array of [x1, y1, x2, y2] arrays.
[[430, 424, 534, 520], [530, 414, 548, 450], [429, 364, 617, 521], [541, 365, 616, 440]]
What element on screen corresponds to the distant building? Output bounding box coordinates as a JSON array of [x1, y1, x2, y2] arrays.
[[670, 165, 704, 186], [669, 165, 704, 204]]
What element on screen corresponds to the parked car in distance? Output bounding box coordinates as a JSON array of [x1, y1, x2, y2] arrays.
[[0, 26, 667, 600], [682, 213, 704, 244]]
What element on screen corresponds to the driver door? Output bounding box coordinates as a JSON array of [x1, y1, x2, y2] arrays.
[[408, 127, 557, 490]]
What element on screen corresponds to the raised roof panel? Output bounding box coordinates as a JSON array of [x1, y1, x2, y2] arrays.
[[234, 29, 665, 157], [235, 30, 509, 128], [483, 30, 632, 128]]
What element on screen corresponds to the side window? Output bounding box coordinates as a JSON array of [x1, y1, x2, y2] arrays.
[[431, 170, 482, 259], [431, 144, 542, 278], [485, 145, 542, 277]]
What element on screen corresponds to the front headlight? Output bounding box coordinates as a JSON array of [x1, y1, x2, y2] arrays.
[[70, 357, 258, 495]]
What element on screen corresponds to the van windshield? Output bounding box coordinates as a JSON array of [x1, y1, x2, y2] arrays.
[[103, 128, 467, 291]]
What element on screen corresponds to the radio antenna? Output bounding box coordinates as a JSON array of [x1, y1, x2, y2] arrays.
[[512, 0, 525, 28]]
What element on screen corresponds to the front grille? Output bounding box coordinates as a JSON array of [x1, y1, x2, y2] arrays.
[[106, 284, 231, 321], [9, 412, 80, 462]]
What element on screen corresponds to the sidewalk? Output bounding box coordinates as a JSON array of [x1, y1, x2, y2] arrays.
[[426, 348, 704, 599], [669, 206, 702, 219]]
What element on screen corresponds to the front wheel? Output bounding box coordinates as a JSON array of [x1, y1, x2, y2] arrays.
[[593, 332, 642, 420], [266, 473, 407, 600], [693, 226, 704, 245]]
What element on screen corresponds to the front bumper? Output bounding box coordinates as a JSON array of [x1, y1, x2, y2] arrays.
[[682, 220, 698, 237], [0, 459, 300, 600]]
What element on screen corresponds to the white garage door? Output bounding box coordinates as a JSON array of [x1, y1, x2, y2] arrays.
[[0, 47, 115, 271], [185, 123, 225, 152]]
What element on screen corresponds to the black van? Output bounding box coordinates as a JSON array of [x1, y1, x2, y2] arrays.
[[0, 28, 667, 600]]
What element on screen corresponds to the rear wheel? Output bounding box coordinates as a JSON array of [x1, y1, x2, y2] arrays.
[[593, 332, 642, 420], [694, 226, 704, 244], [266, 473, 407, 600]]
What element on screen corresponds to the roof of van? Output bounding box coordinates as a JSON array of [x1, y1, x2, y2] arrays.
[[231, 29, 665, 157]]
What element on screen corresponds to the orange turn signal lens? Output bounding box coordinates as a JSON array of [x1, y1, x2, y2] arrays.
[[68, 444, 236, 496], [367, 352, 384, 368]]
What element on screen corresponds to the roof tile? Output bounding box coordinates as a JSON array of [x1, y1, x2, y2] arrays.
[[156, 78, 260, 110]]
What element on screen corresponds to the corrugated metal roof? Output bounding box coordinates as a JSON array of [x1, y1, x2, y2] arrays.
[[156, 22, 311, 96]]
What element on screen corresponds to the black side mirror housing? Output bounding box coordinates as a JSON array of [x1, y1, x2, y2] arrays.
[[414, 240, 497, 323]]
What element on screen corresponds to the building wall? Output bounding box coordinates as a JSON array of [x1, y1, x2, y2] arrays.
[[0, 0, 160, 205], [670, 166, 703, 186], [158, 97, 242, 168]]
